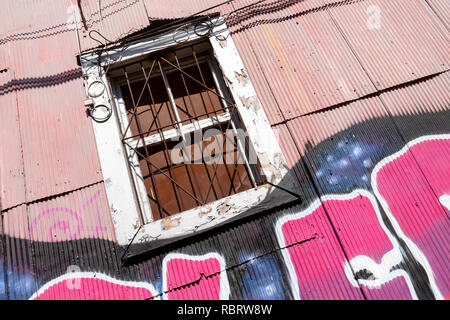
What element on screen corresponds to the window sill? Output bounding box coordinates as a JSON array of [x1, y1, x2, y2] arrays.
[[80, 16, 302, 261], [118, 176, 301, 261]]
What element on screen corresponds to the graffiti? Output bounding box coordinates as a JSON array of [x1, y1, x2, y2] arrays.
[[311, 138, 397, 192], [276, 191, 414, 300], [27, 253, 230, 300], [162, 253, 230, 300], [29, 272, 159, 300], [238, 253, 287, 300], [441, 194, 450, 211], [0, 266, 36, 300], [28, 189, 109, 242], [277, 135, 449, 300], [2, 133, 448, 300], [372, 135, 449, 299]]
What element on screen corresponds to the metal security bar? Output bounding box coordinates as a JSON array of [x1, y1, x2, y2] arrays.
[[112, 43, 262, 221]]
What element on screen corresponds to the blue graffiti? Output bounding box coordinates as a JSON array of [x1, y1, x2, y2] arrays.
[[313, 139, 397, 192], [238, 253, 286, 300], [0, 264, 37, 300]]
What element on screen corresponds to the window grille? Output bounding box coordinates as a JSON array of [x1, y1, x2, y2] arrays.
[[110, 42, 263, 221]]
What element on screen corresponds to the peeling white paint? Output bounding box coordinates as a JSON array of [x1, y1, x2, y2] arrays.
[[81, 17, 297, 249]]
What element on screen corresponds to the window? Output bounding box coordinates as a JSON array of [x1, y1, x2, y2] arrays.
[[81, 17, 297, 254], [111, 43, 264, 221]]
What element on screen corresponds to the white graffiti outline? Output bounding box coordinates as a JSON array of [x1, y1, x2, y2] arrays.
[[323, 191, 416, 299], [29, 272, 160, 300], [162, 252, 230, 300], [371, 134, 450, 300], [276, 197, 322, 300], [440, 194, 450, 211], [276, 190, 416, 300], [276, 134, 449, 300], [344, 250, 412, 291]]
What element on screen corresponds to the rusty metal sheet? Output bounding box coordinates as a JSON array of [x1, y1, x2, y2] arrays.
[[0, 69, 26, 211], [381, 71, 450, 141], [78, 0, 150, 51], [328, 0, 450, 90], [142, 0, 235, 19], [425, 0, 450, 30], [228, 0, 376, 122], [3, 18, 104, 202], [1, 182, 121, 300]]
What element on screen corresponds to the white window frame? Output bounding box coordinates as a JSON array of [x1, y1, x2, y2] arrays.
[[81, 17, 298, 251]]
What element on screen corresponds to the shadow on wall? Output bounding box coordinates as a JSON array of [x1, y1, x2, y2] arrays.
[[1, 110, 449, 300]]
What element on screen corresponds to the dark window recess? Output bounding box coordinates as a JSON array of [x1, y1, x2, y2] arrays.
[[114, 43, 262, 221]]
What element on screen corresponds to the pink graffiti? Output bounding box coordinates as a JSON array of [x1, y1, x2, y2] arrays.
[[374, 136, 450, 299], [31, 252, 230, 300], [29, 189, 108, 242], [277, 135, 449, 300], [323, 193, 413, 300], [29, 207, 82, 242], [278, 199, 364, 300], [278, 192, 413, 300], [30, 272, 158, 300], [162, 253, 230, 300]]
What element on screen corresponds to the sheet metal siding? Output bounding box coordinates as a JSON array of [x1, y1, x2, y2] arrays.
[[425, 0, 450, 30], [78, 0, 150, 51], [25, 182, 116, 243], [129, 199, 359, 300], [29, 183, 121, 298], [142, 0, 235, 19], [285, 73, 450, 299], [1, 182, 121, 299], [0, 0, 449, 300], [287, 99, 410, 299], [2, 205, 37, 300], [229, 0, 377, 121], [2, 3, 104, 204], [380, 71, 450, 142], [131, 124, 366, 300], [0, 212, 4, 298], [140, 0, 449, 122], [379, 71, 450, 217], [15, 81, 103, 202], [327, 0, 449, 90], [0, 70, 27, 211], [272, 123, 321, 200]]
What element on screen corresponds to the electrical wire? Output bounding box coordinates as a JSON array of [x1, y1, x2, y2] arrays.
[[83, 0, 267, 55], [83, 0, 268, 123]]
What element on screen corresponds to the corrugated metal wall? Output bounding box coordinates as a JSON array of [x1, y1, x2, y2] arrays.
[[0, 0, 449, 300]]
